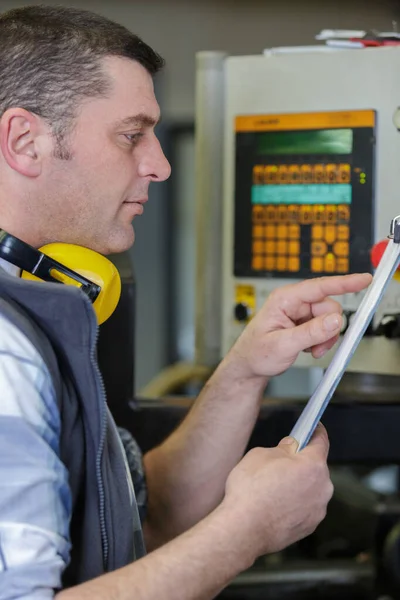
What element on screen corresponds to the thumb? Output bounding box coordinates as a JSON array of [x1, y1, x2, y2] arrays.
[[289, 312, 342, 354], [278, 436, 299, 455]]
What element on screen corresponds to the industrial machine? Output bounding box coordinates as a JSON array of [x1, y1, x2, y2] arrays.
[[191, 45, 400, 599], [195, 46, 400, 394]]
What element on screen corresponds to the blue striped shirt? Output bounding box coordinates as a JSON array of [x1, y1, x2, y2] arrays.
[[0, 263, 147, 598]]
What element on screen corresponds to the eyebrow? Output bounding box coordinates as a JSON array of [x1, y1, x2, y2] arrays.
[[114, 113, 161, 129]]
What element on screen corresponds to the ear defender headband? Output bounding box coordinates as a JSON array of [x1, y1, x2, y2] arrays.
[[0, 230, 121, 324]]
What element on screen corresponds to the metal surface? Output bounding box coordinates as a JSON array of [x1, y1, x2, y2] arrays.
[[194, 51, 227, 366]]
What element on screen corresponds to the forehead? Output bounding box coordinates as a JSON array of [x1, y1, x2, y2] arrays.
[[77, 56, 161, 128]]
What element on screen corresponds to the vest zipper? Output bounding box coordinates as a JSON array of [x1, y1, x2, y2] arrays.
[[85, 299, 109, 569]]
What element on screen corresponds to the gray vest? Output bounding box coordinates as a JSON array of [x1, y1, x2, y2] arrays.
[[0, 269, 145, 587]]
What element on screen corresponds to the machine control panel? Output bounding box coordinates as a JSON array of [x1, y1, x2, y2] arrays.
[[234, 110, 375, 279]]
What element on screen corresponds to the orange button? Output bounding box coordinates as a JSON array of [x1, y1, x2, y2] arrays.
[[277, 256, 287, 271], [253, 165, 265, 185], [325, 253, 336, 273], [338, 164, 351, 184], [314, 164, 324, 183], [337, 225, 349, 241], [311, 257, 324, 273], [289, 224, 300, 239], [333, 241, 349, 258], [288, 257, 300, 272], [326, 164, 337, 183], [265, 256, 275, 270], [265, 165, 278, 184], [312, 241, 328, 257], [266, 224, 276, 238], [253, 240, 264, 254], [266, 206, 277, 222], [252, 255, 264, 270], [277, 240, 288, 255], [253, 225, 264, 239], [338, 205, 350, 222], [326, 205, 337, 224], [277, 206, 288, 222], [301, 164, 313, 183], [253, 206, 264, 223], [325, 225, 337, 245], [277, 224, 288, 239], [287, 205, 299, 223], [288, 241, 300, 255], [300, 205, 313, 224], [312, 224, 324, 240], [289, 165, 301, 183], [313, 205, 326, 223], [265, 241, 275, 254], [337, 258, 349, 273], [278, 165, 289, 184]]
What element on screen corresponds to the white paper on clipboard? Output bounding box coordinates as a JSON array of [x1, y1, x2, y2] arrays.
[[290, 217, 400, 451]]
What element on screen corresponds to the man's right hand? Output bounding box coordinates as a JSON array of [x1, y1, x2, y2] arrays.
[[222, 424, 333, 561]]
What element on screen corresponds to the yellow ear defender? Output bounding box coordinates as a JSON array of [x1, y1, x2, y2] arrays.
[[0, 230, 121, 325]]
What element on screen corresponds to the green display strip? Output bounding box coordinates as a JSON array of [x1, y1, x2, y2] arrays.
[[251, 184, 352, 205]]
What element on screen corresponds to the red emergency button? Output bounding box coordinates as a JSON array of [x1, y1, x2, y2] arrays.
[[371, 239, 400, 271]]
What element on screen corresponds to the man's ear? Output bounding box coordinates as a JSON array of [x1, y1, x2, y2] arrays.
[[0, 108, 44, 177]]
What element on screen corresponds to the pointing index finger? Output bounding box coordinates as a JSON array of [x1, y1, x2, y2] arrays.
[[289, 273, 372, 305]]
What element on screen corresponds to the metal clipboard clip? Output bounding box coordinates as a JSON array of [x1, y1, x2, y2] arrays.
[[290, 216, 400, 451]]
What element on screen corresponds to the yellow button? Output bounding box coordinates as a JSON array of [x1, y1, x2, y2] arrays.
[[288, 241, 300, 255], [325, 225, 337, 245], [252, 255, 264, 270], [311, 257, 324, 273], [300, 205, 313, 224], [277, 240, 287, 255], [338, 205, 350, 222], [266, 224, 276, 239], [337, 258, 349, 273], [312, 225, 324, 240], [312, 241, 328, 257], [253, 241, 264, 254], [253, 206, 264, 223], [337, 225, 349, 241], [313, 205, 326, 224], [277, 224, 288, 239], [277, 256, 287, 271], [288, 257, 300, 272], [325, 253, 336, 273], [265, 256, 275, 271], [326, 205, 337, 224], [338, 164, 351, 184], [289, 224, 300, 239], [253, 225, 264, 239], [333, 241, 349, 258], [265, 241, 275, 254]]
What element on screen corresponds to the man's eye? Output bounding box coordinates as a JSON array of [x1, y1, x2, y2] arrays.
[[124, 133, 143, 145]]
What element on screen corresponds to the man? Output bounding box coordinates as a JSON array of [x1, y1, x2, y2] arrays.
[[0, 5, 372, 600]]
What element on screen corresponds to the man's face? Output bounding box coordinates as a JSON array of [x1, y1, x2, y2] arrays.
[[41, 57, 171, 254]]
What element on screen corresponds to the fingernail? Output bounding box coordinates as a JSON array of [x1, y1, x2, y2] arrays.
[[280, 436, 297, 446], [323, 314, 341, 331]]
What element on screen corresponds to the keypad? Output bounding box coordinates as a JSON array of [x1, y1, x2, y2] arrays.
[[251, 203, 350, 274]]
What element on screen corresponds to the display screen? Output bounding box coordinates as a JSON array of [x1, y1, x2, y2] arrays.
[[257, 129, 353, 155], [234, 110, 375, 279]]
